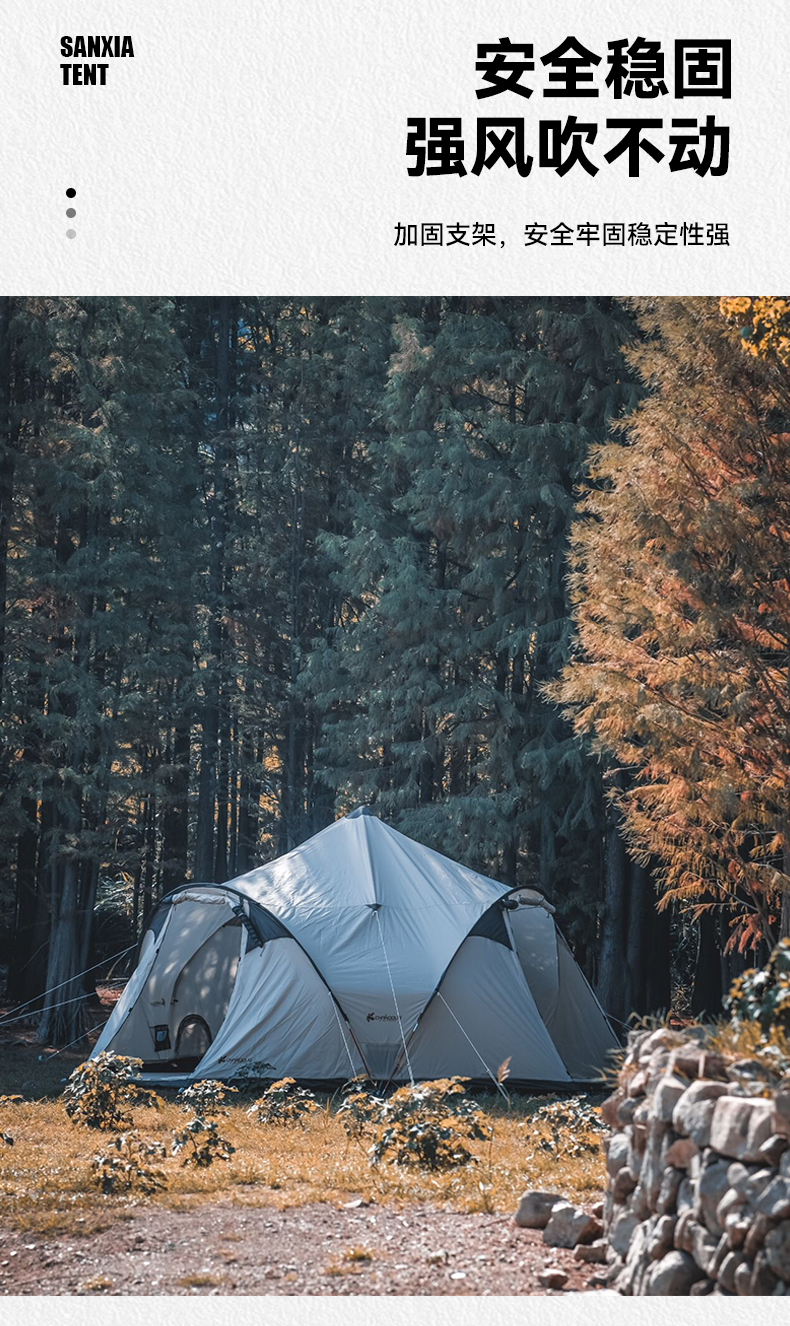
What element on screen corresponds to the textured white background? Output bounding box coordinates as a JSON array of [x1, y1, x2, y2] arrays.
[[0, 0, 785, 294], [5, 1291, 790, 1322]]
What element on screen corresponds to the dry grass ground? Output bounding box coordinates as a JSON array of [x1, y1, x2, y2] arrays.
[[0, 1038, 606, 1239]]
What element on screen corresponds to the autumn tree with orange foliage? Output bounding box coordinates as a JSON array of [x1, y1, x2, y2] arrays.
[[554, 296, 790, 953], [721, 297, 790, 365]]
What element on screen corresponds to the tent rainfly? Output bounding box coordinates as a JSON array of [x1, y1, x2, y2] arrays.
[[93, 808, 618, 1086]]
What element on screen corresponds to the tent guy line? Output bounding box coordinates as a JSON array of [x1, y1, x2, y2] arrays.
[[0, 943, 136, 1027], [435, 990, 510, 1101], [372, 907, 415, 1086]]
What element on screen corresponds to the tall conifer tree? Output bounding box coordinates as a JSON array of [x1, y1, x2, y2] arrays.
[[314, 297, 641, 964], [555, 297, 790, 957]]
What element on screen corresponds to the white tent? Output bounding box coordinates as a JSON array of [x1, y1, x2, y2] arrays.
[[93, 808, 617, 1086]]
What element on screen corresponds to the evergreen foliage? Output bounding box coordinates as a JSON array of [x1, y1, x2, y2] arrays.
[[554, 297, 790, 950], [310, 297, 638, 950], [1, 294, 745, 1042]]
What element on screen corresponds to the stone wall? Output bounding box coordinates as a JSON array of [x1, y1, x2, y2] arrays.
[[599, 1027, 790, 1295]]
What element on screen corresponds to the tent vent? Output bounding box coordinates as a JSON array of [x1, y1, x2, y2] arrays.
[[469, 902, 512, 948]]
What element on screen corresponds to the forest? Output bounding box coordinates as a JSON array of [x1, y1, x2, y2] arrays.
[[0, 293, 788, 1046]]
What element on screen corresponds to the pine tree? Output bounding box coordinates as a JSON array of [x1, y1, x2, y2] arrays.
[[314, 297, 642, 967], [237, 298, 394, 851], [0, 296, 690, 1041], [0, 298, 199, 1039], [555, 296, 790, 953]]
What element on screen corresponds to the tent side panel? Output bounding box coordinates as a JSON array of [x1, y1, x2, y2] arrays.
[[548, 932, 620, 1079], [194, 938, 364, 1081], [507, 904, 561, 1025], [93, 894, 242, 1062], [405, 936, 570, 1084], [509, 904, 619, 1080]]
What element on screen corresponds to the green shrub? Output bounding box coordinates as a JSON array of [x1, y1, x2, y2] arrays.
[[369, 1077, 491, 1171], [62, 1053, 162, 1130], [247, 1077, 319, 1126], [727, 937, 790, 1037], [337, 1088, 382, 1139], [521, 1095, 607, 1158], [229, 1060, 274, 1089], [91, 1131, 167, 1194], [172, 1115, 236, 1168], [177, 1079, 238, 1116]]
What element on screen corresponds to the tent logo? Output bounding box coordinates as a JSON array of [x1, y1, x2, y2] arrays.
[[366, 1012, 398, 1022]]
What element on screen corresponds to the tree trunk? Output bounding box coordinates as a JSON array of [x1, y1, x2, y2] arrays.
[[597, 805, 629, 1024], [236, 730, 255, 874], [281, 472, 304, 853], [781, 891, 790, 941], [624, 861, 651, 1015], [214, 691, 231, 881], [691, 910, 722, 1016], [645, 896, 672, 1013], [0, 296, 15, 705], [37, 825, 87, 1045], [195, 298, 231, 879], [7, 798, 39, 1001], [161, 703, 189, 893], [228, 739, 239, 880], [624, 863, 671, 1016]]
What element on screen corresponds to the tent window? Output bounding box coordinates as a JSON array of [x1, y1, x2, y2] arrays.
[[148, 901, 172, 944], [152, 1024, 171, 1051]]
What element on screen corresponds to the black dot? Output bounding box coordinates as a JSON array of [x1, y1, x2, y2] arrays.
[[66, 188, 76, 198]]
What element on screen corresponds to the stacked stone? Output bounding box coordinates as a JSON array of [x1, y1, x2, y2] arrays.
[[599, 1027, 790, 1295], [514, 1191, 606, 1291]]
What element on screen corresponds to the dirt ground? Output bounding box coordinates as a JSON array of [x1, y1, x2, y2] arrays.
[[0, 1196, 599, 1296], [0, 984, 605, 1297]]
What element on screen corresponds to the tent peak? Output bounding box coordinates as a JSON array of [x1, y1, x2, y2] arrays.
[[347, 805, 374, 819]]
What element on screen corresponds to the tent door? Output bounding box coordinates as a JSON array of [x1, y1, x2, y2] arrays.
[[174, 1014, 213, 1066], [165, 918, 242, 1065]]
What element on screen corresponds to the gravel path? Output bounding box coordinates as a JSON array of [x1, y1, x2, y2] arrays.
[[0, 1197, 599, 1295]]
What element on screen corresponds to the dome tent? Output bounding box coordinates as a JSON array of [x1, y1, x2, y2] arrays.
[[93, 808, 617, 1086]]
